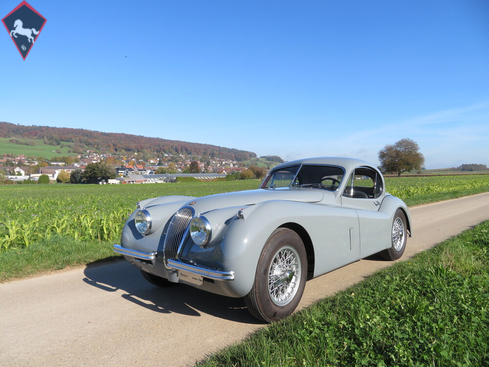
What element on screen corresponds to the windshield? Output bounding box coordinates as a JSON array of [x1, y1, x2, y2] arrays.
[[261, 164, 345, 191], [261, 165, 300, 188]]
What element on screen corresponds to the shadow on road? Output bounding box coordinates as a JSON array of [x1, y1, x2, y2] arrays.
[[82, 260, 260, 324]]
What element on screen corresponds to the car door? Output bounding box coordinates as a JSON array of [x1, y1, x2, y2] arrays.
[[341, 167, 390, 257]]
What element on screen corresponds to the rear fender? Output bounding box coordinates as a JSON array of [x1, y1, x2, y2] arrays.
[[380, 195, 412, 236]]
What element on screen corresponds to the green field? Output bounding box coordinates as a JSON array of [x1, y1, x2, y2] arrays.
[[384, 175, 489, 206], [0, 137, 77, 158], [1, 175, 489, 281]]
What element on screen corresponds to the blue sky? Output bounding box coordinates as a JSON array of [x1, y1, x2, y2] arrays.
[[1, 0, 488, 168]]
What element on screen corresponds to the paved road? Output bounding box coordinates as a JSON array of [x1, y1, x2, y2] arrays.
[[1, 193, 489, 367]]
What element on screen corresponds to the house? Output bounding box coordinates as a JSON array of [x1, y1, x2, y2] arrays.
[[13, 167, 26, 176], [38, 166, 80, 181], [122, 175, 146, 184]]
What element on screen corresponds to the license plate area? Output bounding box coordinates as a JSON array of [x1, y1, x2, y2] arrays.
[[179, 270, 203, 286]]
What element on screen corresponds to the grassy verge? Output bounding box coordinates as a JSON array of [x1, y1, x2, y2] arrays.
[[198, 221, 489, 366], [0, 236, 118, 282]]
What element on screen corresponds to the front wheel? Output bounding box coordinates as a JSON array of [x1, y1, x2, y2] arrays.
[[244, 228, 307, 323], [381, 209, 408, 260]]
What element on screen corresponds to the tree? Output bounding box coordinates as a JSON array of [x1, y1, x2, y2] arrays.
[[189, 161, 200, 173], [240, 169, 254, 180], [38, 174, 50, 184], [378, 138, 425, 176], [57, 170, 70, 183], [70, 168, 84, 184], [82, 162, 116, 184], [167, 162, 177, 173], [249, 165, 268, 179]]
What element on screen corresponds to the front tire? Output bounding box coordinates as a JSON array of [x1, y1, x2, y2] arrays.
[[244, 228, 307, 323], [381, 209, 408, 260]]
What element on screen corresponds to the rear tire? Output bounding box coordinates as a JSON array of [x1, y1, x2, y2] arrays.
[[381, 209, 407, 260], [140, 269, 173, 287], [244, 228, 307, 323]]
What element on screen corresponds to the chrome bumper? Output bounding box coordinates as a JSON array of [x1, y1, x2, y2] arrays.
[[113, 244, 157, 261], [167, 259, 234, 281], [113, 245, 234, 281]]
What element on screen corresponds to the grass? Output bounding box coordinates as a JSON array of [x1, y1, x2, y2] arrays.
[[198, 221, 489, 366], [385, 175, 489, 206], [0, 180, 259, 281], [0, 237, 116, 281], [1, 175, 489, 282], [0, 137, 77, 159], [2, 175, 488, 364]]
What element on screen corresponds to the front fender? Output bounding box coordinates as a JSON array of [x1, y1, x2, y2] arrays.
[[182, 199, 358, 297]]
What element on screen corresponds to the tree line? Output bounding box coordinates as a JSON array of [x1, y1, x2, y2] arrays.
[[0, 122, 257, 162]]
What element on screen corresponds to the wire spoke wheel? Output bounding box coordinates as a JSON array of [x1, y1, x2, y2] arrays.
[[392, 217, 405, 251], [268, 246, 301, 306], [244, 228, 307, 323], [381, 209, 408, 260]]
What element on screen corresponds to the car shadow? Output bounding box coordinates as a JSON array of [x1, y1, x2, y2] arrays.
[[363, 253, 387, 261], [82, 260, 260, 324]]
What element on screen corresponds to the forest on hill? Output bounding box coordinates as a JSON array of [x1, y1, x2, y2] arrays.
[[0, 122, 256, 161]]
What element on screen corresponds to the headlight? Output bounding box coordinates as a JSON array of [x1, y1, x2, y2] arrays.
[[135, 209, 152, 235], [189, 216, 212, 247]]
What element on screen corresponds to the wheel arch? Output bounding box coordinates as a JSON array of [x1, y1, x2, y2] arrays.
[[279, 222, 315, 280], [397, 207, 412, 237]]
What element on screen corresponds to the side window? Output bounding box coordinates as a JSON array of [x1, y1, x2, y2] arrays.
[[296, 165, 344, 191], [343, 167, 383, 199]]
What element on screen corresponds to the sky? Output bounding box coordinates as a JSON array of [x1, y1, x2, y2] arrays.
[[1, 0, 488, 169]]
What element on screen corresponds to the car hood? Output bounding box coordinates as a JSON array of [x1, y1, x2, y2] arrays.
[[188, 188, 324, 214]]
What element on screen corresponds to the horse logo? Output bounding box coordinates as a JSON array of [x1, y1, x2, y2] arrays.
[[10, 19, 39, 43], [2, 1, 46, 60]]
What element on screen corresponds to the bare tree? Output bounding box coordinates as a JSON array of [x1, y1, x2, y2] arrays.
[[378, 138, 425, 176]]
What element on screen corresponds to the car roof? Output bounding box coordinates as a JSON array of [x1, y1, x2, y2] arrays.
[[272, 157, 375, 172]]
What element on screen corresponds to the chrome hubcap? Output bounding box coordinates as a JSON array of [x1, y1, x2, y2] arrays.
[[268, 246, 301, 306], [392, 217, 405, 251]]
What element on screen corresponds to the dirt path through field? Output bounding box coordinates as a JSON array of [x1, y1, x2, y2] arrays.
[[1, 192, 489, 367]]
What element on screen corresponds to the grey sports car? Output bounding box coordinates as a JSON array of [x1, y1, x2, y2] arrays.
[[114, 157, 411, 322]]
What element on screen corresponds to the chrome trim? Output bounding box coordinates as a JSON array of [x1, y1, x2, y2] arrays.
[[164, 207, 194, 265], [135, 209, 152, 236], [189, 215, 212, 247], [113, 244, 157, 261], [167, 259, 235, 281]]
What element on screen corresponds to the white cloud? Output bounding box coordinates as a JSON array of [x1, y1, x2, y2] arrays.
[[274, 100, 489, 168]]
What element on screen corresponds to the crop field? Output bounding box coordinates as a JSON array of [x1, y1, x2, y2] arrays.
[[1, 175, 489, 254], [384, 174, 489, 206], [0, 180, 259, 253]]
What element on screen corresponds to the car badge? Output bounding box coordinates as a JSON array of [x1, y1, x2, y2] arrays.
[[2, 1, 47, 60]]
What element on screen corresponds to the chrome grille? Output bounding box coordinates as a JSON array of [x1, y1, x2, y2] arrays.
[[163, 207, 194, 262]]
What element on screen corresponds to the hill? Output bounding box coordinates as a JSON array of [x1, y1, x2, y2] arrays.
[[0, 122, 256, 161]]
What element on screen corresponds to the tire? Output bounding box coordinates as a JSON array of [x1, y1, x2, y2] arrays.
[[381, 209, 407, 261], [140, 269, 173, 287], [244, 228, 307, 323]]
